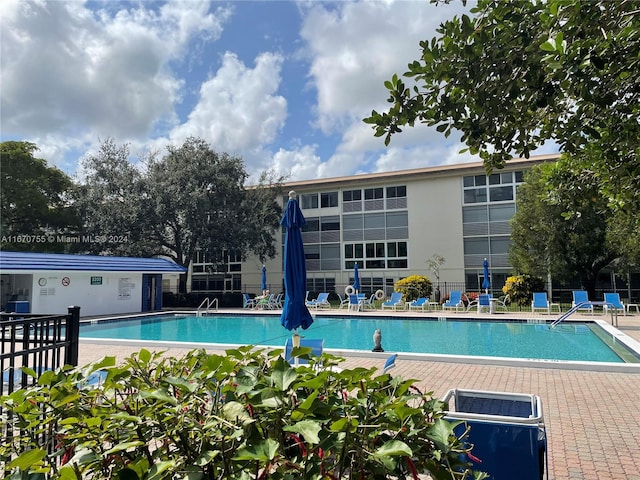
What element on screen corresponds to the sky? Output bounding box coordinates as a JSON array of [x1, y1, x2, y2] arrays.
[[0, 0, 558, 183]]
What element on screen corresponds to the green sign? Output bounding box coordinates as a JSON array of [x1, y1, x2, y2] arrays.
[[90, 276, 103, 285]]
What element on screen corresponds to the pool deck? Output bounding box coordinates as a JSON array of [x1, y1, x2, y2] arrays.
[[78, 309, 640, 480]]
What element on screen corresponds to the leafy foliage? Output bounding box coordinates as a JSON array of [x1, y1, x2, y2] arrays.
[[364, 0, 639, 218], [394, 275, 433, 302], [0, 141, 79, 251], [502, 275, 545, 307], [510, 157, 622, 297], [1, 348, 487, 480], [75, 137, 285, 277]]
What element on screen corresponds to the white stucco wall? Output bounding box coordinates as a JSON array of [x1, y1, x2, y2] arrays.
[[29, 271, 143, 317]]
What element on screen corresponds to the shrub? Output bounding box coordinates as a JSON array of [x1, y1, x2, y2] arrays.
[[1, 348, 486, 479], [394, 275, 433, 302], [502, 274, 546, 306]]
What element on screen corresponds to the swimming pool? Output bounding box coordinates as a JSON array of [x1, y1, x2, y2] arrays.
[[81, 313, 640, 365]]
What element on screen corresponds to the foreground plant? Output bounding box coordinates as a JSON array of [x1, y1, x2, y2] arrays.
[[1, 347, 487, 479]]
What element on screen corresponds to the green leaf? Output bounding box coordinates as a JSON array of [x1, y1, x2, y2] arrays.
[[427, 419, 461, 452], [59, 465, 79, 480], [138, 348, 151, 363], [194, 449, 220, 466], [284, 419, 322, 444], [222, 401, 253, 425], [270, 363, 298, 391], [104, 441, 145, 455], [146, 461, 174, 480], [7, 448, 47, 469], [233, 438, 279, 462], [138, 389, 178, 405], [376, 440, 412, 457]]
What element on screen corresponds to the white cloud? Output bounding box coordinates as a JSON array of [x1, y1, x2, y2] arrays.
[[169, 52, 287, 153], [0, 0, 229, 166]]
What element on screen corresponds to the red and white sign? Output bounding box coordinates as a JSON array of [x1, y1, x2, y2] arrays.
[[61, 277, 71, 286]]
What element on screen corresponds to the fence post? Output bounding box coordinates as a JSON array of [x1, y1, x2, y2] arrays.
[[65, 306, 81, 366]]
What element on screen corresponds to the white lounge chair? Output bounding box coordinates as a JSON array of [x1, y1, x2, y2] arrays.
[[442, 291, 464, 312]]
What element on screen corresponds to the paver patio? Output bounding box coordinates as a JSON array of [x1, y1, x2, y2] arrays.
[[77, 311, 640, 480]]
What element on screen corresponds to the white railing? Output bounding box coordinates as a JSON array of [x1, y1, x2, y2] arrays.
[[196, 297, 218, 316]]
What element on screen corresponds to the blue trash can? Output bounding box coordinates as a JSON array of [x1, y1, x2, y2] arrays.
[[442, 389, 548, 480]]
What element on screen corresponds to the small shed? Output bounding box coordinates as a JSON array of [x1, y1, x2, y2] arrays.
[[0, 251, 186, 316]]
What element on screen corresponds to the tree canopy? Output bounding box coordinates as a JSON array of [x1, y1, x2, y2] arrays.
[[364, 0, 639, 215], [76, 137, 285, 289], [509, 157, 623, 298], [0, 141, 78, 252]]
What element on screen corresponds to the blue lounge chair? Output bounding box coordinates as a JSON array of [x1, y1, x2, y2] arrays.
[[362, 294, 376, 310], [242, 293, 257, 309], [442, 291, 464, 312], [306, 292, 330, 309], [572, 290, 593, 314], [532, 292, 550, 314], [603, 293, 626, 316], [284, 338, 324, 365], [409, 297, 428, 311], [381, 292, 404, 310], [383, 354, 398, 374]]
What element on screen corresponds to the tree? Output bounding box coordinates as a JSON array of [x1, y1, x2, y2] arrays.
[[364, 0, 640, 216], [509, 157, 621, 298], [0, 141, 78, 252], [77, 137, 285, 291], [74, 139, 156, 257]]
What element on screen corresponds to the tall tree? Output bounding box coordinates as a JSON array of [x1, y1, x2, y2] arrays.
[[510, 157, 621, 298], [364, 0, 639, 216], [0, 141, 78, 252], [74, 139, 156, 257], [77, 137, 284, 291]]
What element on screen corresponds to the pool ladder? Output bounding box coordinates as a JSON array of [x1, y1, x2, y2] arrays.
[[197, 297, 218, 316], [550, 302, 618, 328]]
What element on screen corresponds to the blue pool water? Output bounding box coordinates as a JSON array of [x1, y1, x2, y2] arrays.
[[80, 314, 638, 363]]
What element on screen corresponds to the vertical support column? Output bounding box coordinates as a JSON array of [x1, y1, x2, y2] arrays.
[[65, 306, 80, 366]]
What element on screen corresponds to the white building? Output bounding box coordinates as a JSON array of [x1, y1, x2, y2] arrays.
[[191, 154, 562, 298], [0, 252, 186, 316]]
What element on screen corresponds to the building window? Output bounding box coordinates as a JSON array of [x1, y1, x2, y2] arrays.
[[364, 188, 384, 200], [386, 186, 406, 198], [321, 191, 338, 208], [343, 189, 362, 201], [302, 218, 320, 232], [463, 188, 488, 204], [301, 193, 318, 209], [320, 216, 340, 231], [489, 185, 514, 202]]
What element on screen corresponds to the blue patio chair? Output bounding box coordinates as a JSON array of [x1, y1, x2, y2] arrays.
[[348, 294, 362, 311], [337, 293, 349, 309], [572, 290, 593, 314], [381, 292, 404, 310], [532, 292, 550, 314], [409, 297, 428, 311], [383, 353, 398, 374], [362, 294, 377, 310], [242, 293, 257, 309], [284, 338, 324, 365], [442, 291, 464, 312], [306, 292, 330, 309], [603, 293, 626, 316]]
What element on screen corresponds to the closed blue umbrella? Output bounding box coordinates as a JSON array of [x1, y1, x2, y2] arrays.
[[482, 258, 491, 293], [280, 191, 314, 334], [261, 265, 267, 294], [353, 262, 361, 294]]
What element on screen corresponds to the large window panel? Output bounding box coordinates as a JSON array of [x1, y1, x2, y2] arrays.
[[320, 216, 340, 231], [490, 237, 511, 254], [386, 211, 408, 228], [464, 188, 487, 204], [463, 206, 488, 223], [305, 244, 320, 260], [342, 214, 363, 230], [321, 191, 338, 208], [489, 186, 514, 202], [301, 193, 318, 209], [464, 238, 489, 255], [343, 189, 362, 201], [364, 187, 383, 200], [302, 218, 319, 232], [489, 204, 515, 221], [364, 213, 385, 229]]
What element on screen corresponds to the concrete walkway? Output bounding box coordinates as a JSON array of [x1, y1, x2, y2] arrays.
[[77, 311, 640, 480]]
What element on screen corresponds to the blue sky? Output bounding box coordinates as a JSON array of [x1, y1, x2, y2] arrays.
[[0, 0, 559, 182]]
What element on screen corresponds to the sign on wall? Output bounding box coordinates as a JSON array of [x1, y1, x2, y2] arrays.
[[90, 276, 103, 285]]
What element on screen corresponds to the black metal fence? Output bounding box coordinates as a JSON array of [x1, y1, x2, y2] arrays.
[[1, 306, 80, 398]]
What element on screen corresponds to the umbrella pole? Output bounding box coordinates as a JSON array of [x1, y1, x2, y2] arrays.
[[292, 330, 301, 366]]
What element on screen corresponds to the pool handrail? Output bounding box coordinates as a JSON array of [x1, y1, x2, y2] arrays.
[[197, 297, 218, 316], [551, 301, 618, 328]]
